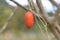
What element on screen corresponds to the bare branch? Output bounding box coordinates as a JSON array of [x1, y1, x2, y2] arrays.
[[49, 0, 60, 18], [49, 0, 60, 20], [10, 0, 38, 16], [28, 0, 40, 13], [0, 8, 17, 33], [36, 0, 60, 40], [28, 0, 35, 10], [36, 0, 53, 25], [49, 0, 58, 7], [10, 0, 29, 11], [10, 0, 46, 22], [48, 23, 60, 40], [49, 4, 60, 34], [28, 0, 47, 25], [49, 0, 60, 28], [36, 0, 49, 19], [54, 5, 60, 19]]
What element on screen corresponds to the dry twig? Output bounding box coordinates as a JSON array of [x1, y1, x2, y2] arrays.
[[0, 8, 17, 33]]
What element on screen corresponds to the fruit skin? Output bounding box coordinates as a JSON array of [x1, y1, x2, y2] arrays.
[[25, 11, 34, 29]]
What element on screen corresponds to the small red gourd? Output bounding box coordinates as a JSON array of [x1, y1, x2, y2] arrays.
[[25, 11, 34, 29]]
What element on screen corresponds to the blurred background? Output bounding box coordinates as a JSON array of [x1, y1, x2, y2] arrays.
[[0, 0, 60, 40]]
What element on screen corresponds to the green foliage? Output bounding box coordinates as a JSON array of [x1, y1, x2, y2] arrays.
[[48, 12, 53, 16], [0, 5, 12, 29]]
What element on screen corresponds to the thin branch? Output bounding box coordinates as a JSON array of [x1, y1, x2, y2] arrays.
[[28, 0, 40, 13], [36, 0, 49, 20], [55, 22, 60, 33], [49, 0, 58, 7], [49, 0, 60, 18], [0, 8, 17, 33], [10, 0, 46, 23], [54, 5, 60, 20], [10, 0, 38, 16], [27, 0, 41, 19], [36, 0, 60, 40], [28, 0, 35, 10], [49, 0, 60, 31], [36, 0, 52, 25], [49, 0, 60, 21], [36, 1, 51, 40], [10, 0, 29, 11], [48, 23, 60, 40]]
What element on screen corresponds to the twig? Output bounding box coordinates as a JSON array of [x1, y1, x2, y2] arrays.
[[36, 0, 51, 40], [10, 0, 29, 11], [28, 0, 40, 13], [10, 0, 38, 16], [50, 1, 60, 35], [49, 0, 58, 7], [36, 0, 49, 21], [28, 0, 35, 10], [10, 0, 46, 23], [36, 0, 60, 40], [0, 8, 17, 33], [49, 0, 60, 21]]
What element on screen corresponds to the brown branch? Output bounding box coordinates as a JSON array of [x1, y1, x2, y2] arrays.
[[36, 0, 52, 24], [36, 0, 60, 40], [49, 0, 60, 32], [28, 0, 40, 13], [28, 0, 35, 10], [49, 0, 58, 7], [10, 0, 45, 22], [10, 0, 29, 11], [0, 8, 17, 33], [49, 0, 60, 18], [28, 0, 47, 25], [10, 0, 38, 16], [54, 5, 60, 20], [49, 0, 60, 20], [48, 23, 60, 40], [36, 0, 49, 19]]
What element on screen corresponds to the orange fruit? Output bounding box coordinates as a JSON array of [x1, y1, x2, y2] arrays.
[[25, 11, 34, 29]]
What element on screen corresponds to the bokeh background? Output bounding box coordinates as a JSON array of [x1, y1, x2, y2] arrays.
[[0, 0, 60, 40]]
